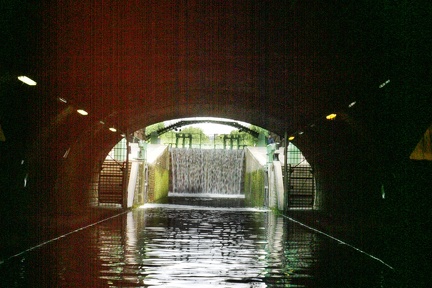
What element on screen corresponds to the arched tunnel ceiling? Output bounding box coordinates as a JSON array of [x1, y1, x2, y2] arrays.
[[34, 0, 394, 134], [5, 0, 428, 134], [1, 0, 431, 201]]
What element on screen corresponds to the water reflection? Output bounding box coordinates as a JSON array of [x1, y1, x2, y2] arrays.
[[0, 196, 397, 287]]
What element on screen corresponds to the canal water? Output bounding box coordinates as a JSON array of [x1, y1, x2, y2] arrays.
[[0, 195, 398, 287]]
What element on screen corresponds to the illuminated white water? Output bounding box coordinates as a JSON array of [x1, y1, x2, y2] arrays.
[[171, 148, 245, 195]]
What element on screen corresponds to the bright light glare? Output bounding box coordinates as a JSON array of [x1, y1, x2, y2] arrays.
[[77, 109, 88, 116], [164, 117, 248, 135], [288, 136, 295, 141], [326, 114, 337, 120], [18, 76, 37, 86], [109, 127, 117, 132]]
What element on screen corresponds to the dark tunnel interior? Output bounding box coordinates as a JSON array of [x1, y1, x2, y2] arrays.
[[1, 0, 431, 285]]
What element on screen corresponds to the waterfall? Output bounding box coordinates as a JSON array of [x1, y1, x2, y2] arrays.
[[171, 148, 245, 195]]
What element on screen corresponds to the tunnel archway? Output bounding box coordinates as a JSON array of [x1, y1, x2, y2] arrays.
[[42, 99, 368, 218], [2, 1, 432, 282], [99, 116, 317, 208]]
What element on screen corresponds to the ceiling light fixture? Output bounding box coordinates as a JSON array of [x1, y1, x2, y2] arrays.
[[18, 76, 37, 86], [348, 101, 356, 108], [77, 109, 88, 116], [379, 79, 390, 88], [58, 97, 67, 103], [109, 127, 117, 132], [63, 148, 71, 158], [326, 114, 337, 120]]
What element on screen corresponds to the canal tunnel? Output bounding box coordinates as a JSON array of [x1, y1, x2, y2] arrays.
[[1, 0, 431, 285]]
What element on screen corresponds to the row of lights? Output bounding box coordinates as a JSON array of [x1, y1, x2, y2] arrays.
[[19, 74, 390, 142], [57, 98, 119, 133], [18, 75, 120, 134], [287, 101, 357, 141], [287, 78, 390, 141]]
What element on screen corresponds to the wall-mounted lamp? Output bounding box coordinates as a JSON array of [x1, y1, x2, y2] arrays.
[[77, 109, 88, 116], [18, 76, 37, 86], [326, 114, 337, 120]]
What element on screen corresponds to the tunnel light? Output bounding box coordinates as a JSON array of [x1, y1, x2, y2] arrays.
[[77, 109, 88, 116], [63, 148, 70, 158], [288, 136, 295, 141], [348, 101, 356, 108], [379, 79, 390, 88], [18, 76, 37, 86], [23, 173, 29, 187], [109, 127, 117, 132], [326, 114, 337, 120]]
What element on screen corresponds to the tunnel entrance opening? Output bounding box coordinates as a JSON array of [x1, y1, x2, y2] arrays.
[[92, 117, 317, 211]]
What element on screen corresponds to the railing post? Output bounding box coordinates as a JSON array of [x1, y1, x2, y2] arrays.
[[284, 131, 289, 210], [123, 130, 129, 209]]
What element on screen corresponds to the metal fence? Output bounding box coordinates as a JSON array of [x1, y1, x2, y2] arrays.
[[286, 165, 315, 209], [158, 132, 250, 149]]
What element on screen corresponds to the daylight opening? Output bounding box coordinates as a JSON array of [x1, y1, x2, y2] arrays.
[[93, 117, 316, 211]]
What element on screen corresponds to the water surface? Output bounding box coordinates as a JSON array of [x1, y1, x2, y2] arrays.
[[0, 196, 397, 287]]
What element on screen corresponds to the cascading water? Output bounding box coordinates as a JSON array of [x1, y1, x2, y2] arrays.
[[171, 148, 245, 195]]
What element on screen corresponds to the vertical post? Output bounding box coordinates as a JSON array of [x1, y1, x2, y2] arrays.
[[123, 130, 129, 209], [283, 131, 289, 211]]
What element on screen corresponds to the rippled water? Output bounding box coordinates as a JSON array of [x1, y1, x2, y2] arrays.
[[0, 196, 398, 287]]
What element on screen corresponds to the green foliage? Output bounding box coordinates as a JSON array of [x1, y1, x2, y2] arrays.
[[159, 126, 210, 146], [229, 124, 269, 147], [143, 121, 269, 148], [249, 124, 268, 136], [145, 122, 165, 135], [179, 126, 209, 142]]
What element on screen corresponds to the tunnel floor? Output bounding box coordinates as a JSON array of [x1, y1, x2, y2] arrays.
[[0, 194, 400, 287]]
